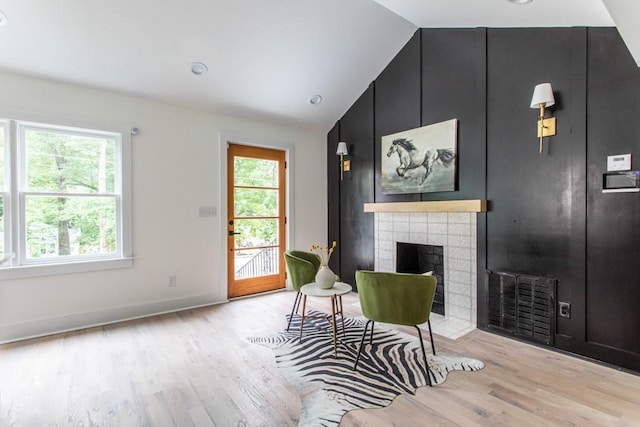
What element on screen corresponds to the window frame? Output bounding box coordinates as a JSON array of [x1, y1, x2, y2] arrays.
[[0, 118, 133, 279], [0, 120, 9, 255]]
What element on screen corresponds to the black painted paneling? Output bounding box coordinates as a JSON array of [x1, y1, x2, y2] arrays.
[[585, 27, 640, 370], [327, 123, 341, 274], [564, 28, 588, 350], [421, 29, 489, 328], [374, 30, 422, 203], [421, 28, 487, 201], [485, 28, 587, 349], [476, 212, 488, 326], [326, 25, 640, 373], [338, 84, 375, 289]]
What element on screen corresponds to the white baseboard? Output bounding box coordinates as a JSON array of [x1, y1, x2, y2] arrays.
[[0, 293, 226, 344]]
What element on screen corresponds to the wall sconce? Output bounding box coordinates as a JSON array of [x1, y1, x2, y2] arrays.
[[530, 83, 556, 154], [336, 141, 350, 180]]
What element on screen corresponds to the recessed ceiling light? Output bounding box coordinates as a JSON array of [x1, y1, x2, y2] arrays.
[[0, 10, 7, 26], [309, 95, 322, 105], [190, 62, 208, 76], [508, 0, 533, 4]]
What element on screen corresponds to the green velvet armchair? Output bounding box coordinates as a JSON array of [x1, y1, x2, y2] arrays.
[[283, 250, 321, 331], [353, 270, 438, 386]]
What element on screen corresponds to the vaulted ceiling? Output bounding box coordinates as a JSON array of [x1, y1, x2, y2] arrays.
[[0, 1, 631, 132]]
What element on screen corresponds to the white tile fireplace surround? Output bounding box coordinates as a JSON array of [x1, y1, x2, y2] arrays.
[[372, 209, 479, 339]]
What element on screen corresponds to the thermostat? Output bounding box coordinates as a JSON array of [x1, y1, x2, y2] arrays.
[[607, 154, 631, 171]]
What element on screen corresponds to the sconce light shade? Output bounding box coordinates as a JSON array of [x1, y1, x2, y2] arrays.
[[530, 83, 555, 108], [530, 82, 557, 154], [336, 141, 348, 155]]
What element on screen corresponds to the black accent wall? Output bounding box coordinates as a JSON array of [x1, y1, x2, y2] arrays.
[[486, 28, 588, 351], [421, 29, 487, 201], [374, 31, 422, 203], [585, 28, 640, 368], [335, 84, 375, 290], [328, 27, 640, 372], [327, 123, 341, 275]]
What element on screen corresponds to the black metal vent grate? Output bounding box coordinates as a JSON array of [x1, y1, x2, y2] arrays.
[[487, 270, 556, 346]]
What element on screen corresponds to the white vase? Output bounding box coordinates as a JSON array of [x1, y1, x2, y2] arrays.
[[315, 265, 336, 289]]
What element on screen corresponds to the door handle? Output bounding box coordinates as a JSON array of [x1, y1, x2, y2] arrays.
[[228, 231, 241, 236]]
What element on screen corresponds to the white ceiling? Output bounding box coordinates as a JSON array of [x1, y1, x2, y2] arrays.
[[601, 0, 640, 66], [371, 0, 613, 27], [0, 1, 626, 132]]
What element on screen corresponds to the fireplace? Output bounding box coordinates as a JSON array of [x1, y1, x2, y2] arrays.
[[396, 242, 445, 315], [373, 210, 478, 339]]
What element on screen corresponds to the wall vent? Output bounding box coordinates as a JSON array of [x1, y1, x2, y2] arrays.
[[486, 270, 556, 346]]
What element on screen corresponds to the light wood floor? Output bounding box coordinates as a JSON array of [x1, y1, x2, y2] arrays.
[[2, 291, 640, 426]]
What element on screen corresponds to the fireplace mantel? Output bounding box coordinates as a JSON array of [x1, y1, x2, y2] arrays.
[[364, 199, 487, 213]]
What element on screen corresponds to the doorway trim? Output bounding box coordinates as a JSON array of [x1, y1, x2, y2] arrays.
[[218, 132, 295, 299]]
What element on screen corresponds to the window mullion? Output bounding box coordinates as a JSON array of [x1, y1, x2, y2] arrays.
[[22, 191, 119, 198]]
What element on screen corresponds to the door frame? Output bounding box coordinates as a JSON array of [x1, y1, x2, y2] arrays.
[[218, 132, 294, 299]]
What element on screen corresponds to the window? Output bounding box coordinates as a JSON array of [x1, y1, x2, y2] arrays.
[[0, 119, 132, 277]]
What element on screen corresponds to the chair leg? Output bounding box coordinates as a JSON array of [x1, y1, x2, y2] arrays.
[[353, 320, 373, 371], [299, 295, 308, 343], [338, 296, 346, 339], [427, 319, 436, 355], [415, 326, 433, 387], [369, 321, 375, 345], [286, 292, 302, 332], [294, 291, 302, 313]]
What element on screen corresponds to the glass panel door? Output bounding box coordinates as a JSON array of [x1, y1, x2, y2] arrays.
[[227, 143, 285, 297]]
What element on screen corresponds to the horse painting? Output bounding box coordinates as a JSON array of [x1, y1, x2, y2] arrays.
[[386, 138, 456, 184]]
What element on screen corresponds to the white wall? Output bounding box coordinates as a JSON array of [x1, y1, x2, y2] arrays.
[[0, 70, 327, 342]]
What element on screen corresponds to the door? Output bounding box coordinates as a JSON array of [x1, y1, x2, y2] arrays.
[[227, 143, 286, 298]]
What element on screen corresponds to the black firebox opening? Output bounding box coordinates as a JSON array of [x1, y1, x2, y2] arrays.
[[396, 242, 445, 315]]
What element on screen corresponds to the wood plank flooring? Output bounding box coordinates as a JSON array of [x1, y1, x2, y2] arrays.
[[1, 290, 639, 426]]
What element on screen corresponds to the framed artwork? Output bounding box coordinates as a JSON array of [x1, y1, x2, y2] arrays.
[[381, 119, 458, 194]]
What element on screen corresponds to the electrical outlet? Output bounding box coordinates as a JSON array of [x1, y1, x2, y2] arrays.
[[169, 275, 177, 287], [558, 302, 571, 319]]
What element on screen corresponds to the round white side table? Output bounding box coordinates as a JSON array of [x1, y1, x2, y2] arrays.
[[299, 281, 352, 357]]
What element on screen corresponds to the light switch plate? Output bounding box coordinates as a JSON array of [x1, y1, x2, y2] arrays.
[[607, 154, 631, 171]]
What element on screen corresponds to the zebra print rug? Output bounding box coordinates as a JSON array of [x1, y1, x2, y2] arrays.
[[248, 311, 484, 426]]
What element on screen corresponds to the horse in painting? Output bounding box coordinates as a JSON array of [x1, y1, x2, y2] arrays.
[[386, 138, 455, 184]]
